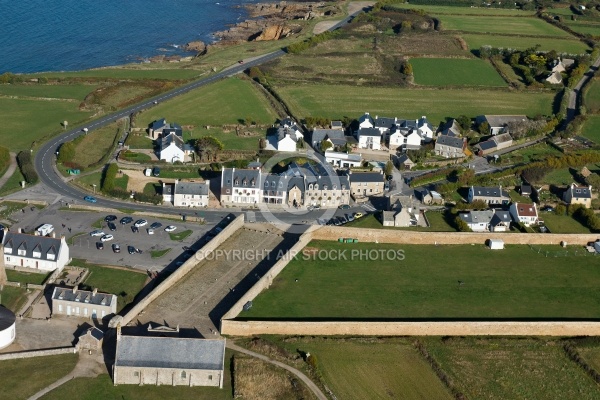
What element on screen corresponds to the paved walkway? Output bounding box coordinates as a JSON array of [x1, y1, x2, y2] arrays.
[[227, 342, 328, 400], [0, 152, 17, 190]]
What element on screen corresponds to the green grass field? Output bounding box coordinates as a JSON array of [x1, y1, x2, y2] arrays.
[[460, 33, 590, 54], [542, 213, 592, 234], [578, 346, 600, 374], [124, 134, 154, 149], [0, 83, 96, 100], [584, 80, 600, 111], [5, 270, 49, 285], [581, 116, 600, 144], [274, 84, 555, 123], [36, 67, 203, 81], [138, 77, 278, 127], [69, 122, 121, 169], [563, 20, 600, 36], [542, 167, 577, 185], [411, 58, 506, 86], [392, 3, 536, 16], [425, 337, 600, 400], [242, 242, 600, 319], [278, 337, 452, 400], [0, 353, 79, 399], [0, 286, 29, 312], [439, 15, 573, 37], [0, 97, 92, 151], [345, 212, 456, 232]]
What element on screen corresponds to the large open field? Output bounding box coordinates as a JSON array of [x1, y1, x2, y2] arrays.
[[277, 337, 452, 400], [36, 67, 204, 81], [68, 122, 122, 169], [411, 58, 506, 86], [585, 80, 600, 111], [439, 15, 573, 37], [273, 84, 555, 122], [581, 116, 600, 144], [563, 20, 600, 36], [138, 77, 279, 127], [0, 83, 96, 99], [425, 337, 600, 400], [392, 4, 536, 16], [242, 242, 600, 319], [461, 33, 590, 54]]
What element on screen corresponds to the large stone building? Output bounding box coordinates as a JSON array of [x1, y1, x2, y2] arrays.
[[113, 332, 226, 388], [52, 286, 117, 320], [2, 231, 69, 272], [348, 171, 385, 198], [220, 168, 262, 206], [163, 180, 210, 207]]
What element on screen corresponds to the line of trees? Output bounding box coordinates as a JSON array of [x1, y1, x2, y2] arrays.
[[16, 151, 38, 184]]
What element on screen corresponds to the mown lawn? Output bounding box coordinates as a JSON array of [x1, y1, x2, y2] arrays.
[[0, 286, 30, 312], [138, 77, 279, 127], [0, 83, 96, 99], [392, 3, 536, 16], [345, 212, 456, 232], [274, 84, 555, 123], [411, 58, 506, 86], [563, 20, 600, 36], [424, 337, 600, 400], [69, 122, 121, 169], [580, 115, 600, 144], [585, 79, 600, 111], [0, 97, 92, 151], [542, 213, 592, 234], [35, 67, 203, 81], [439, 15, 573, 37], [461, 33, 590, 54], [5, 270, 49, 285], [578, 345, 600, 374], [0, 353, 79, 399], [243, 242, 600, 319], [277, 337, 453, 400], [124, 133, 154, 149], [542, 167, 577, 185]]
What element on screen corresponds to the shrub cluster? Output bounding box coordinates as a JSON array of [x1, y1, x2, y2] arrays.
[[287, 30, 340, 54], [101, 163, 118, 192], [16, 151, 38, 184]]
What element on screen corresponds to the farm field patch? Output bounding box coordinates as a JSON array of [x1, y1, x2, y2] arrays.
[[461, 33, 590, 54], [580, 116, 600, 144], [0, 84, 96, 100], [392, 4, 536, 16], [411, 58, 506, 86], [438, 15, 573, 37]]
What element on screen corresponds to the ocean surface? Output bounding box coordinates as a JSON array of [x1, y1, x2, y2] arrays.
[[0, 0, 262, 74]]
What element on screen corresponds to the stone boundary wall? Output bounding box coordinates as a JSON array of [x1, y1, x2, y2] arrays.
[[114, 214, 245, 327], [4, 281, 20, 287], [27, 283, 44, 290], [311, 226, 599, 245], [220, 320, 600, 336], [63, 204, 204, 223], [221, 231, 313, 323], [0, 347, 76, 361]]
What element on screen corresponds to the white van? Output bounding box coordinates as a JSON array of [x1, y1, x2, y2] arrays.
[[36, 224, 54, 236]]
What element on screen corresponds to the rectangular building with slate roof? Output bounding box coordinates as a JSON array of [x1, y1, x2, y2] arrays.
[[434, 135, 466, 159], [348, 171, 385, 197], [220, 168, 262, 205], [171, 180, 210, 207], [311, 129, 348, 151], [2, 231, 69, 272], [114, 333, 226, 388], [52, 286, 117, 319], [468, 186, 510, 205], [563, 183, 592, 208]]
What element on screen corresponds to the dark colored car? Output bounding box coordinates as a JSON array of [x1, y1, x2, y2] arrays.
[[108, 222, 117, 231], [131, 226, 139, 233], [128, 245, 136, 255], [150, 222, 162, 229], [120, 216, 133, 225], [338, 204, 350, 210], [152, 167, 160, 177], [112, 244, 121, 253], [96, 242, 104, 250], [105, 215, 117, 222]]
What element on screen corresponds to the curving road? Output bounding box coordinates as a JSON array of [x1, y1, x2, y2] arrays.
[[33, 12, 362, 219]]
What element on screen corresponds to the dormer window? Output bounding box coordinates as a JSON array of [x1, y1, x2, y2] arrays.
[[242, 178, 247, 186], [264, 181, 269, 187], [314, 184, 319, 190], [279, 182, 283, 188], [234, 178, 239, 185]]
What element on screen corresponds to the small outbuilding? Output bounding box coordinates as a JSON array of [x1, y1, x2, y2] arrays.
[[76, 327, 104, 353], [487, 239, 505, 250]]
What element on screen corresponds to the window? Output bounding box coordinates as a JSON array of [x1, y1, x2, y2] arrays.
[[208, 375, 213, 380], [226, 189, 230, 194], [181, 371, 187, 380], [58, 304, 63, 312], [134, 371, 139, 377]]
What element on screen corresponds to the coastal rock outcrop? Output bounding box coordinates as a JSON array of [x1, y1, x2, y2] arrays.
[[184, 41, 207, 54]]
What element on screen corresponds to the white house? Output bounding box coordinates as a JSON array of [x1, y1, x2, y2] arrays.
[[160, 133, 193, 163], [324, 151, 362, 168], [276, 133, 298, 152], [272, 118, 304, 152], [220, 168, 262, 205], [417, 116, 434, 142], [510, 202, 538, 226], [389, 129, 405, 151], [405, 130, 422, 150], [459, 210, 512, 232], [163, 180, 210, 207], [356, 128, 382, 150], [2, 231, 69, 272], [476, 115, 528, 135], [358, 112, 374, 129]]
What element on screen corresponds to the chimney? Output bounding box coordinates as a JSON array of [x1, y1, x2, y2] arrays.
[[93, 288, 97, 296], [52, 232, 55, 238], [175, 179, 179, 184], [365, 112, 369, 115], [116, 323, 122, 342], [375, 115, 378, 120], [18, 228, 23, 234], [73, 285, 78, 294]]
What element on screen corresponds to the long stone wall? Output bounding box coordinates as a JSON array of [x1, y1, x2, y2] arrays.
[[113, 214, 245, 327], [0, 347, 76, 361], [220, 320, 600, 336], [310, 226, 599, 245], [221, 231, 313, 323]]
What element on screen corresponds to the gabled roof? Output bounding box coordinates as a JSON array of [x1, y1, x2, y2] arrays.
[[161, 132, 185, 152], [150, 118, 167, 130], [175, 181, 209, 196], [470, 186, 510, 199], [440, 119, 461, 137], [349, 171, 384, 183], [2, 232, 64, 262], [221, 168, 261, 189], [490, 210, 512, 225], [331, 121, 343, 128], [477, 139, 497, 151], [514, 202, 537, 217], [358, 113, 374, 126], [494, 132, 513, 144], [395, 153, 414, 165], [399, 119, 418, 130], [357, 128, 381, 137], [459, 210, 494, 225], [52, 287, 115, 307], [325, 151, 362, 162], [115, 336, 226, 370], [436, 135, 465, 149], [568, 184, 592, 199], [80, 327, 104, 341], [311, 129, 347, 146], [373, 116, 397, 129], [418, 116, 433, 131], [480, 115, 527, 128]]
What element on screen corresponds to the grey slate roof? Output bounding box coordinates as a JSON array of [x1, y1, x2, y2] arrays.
[[221, 168, 261, 189], [357, 128, 381, 137], [436, 135, 464, 149], [150, 118, 167, 131], [459, 210, 494, 224], [311, 129, 347, 147], [418, 116, 433, 131], [175, 181, 209, 196], [358, 113, 374, 126], [440, 119, 461, 137], [81, 327, 104, 341], [569, 185, 592, 199], [162, 126, 183, 137], [115, 336, 226, 370], [52, 287, 116, 307], [349, 172, 384, 183], [479, 115, 527, 128], [395, 154, 414, 165], [277, 126, 302, 142], [161, 132, 185, 152], [373, 117, 397, 130], [0, 306, 15, 331], [331, 121, 343, 129], [471, 186, 510, 199], [477, 139, 497, 151], [491, 210, 512, 225], [3, 232, 63, 262]]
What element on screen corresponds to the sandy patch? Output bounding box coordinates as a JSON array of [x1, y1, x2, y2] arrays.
[[348, 1, 375, 15], [313, 21, 339, 35], [123, 169, 175, 193]]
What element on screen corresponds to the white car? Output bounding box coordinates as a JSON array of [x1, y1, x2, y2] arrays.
[[90, 230, 105, 237], [165, 225, 177, 232], [134, 219, 148, 227], [100, 234, 114, 242]]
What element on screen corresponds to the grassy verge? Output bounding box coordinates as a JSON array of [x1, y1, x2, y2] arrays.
[[169, 229, 192, 241], [580, 116, 600, 144], [542, 213, 592, 234], [0, 353, 79, 399], [243, 242, 600, 319], [0, 286, 30, 312], [5, 270, 49, 285], [151, 248, 171, 258]]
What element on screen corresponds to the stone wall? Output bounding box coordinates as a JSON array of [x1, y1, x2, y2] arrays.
[[220, 231, 313, 323], [114, 365, 222, 388], [311, 226, 599, 245], [0, 347, 76, 361], [114, 214, 245, 327], [220, 320, 600, 336]]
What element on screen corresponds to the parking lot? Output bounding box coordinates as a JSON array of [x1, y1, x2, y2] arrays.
[[10, 204, 217, 272]]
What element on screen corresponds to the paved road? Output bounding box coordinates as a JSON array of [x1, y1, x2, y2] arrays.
[[565, 54, 600, 125], [33, 10, 362, 218], [227, 342, 328, 400]]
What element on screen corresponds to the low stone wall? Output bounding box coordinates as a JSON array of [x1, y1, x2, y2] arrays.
[[311, 226, 599, 245], [4, 281, 20, 287], [220, 320, 600, 336], [114, 214, 245, 327], [27, 283, 44, 290], [221, 231, 313, 322], [0, 347, 76, 361], [64, 204, 203, 222]]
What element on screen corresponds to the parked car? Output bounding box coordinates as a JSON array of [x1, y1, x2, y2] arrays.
[[120, 216, 133, 225], [338, 204, 350, 210], [147, 228, 154, 235], [152, 167, 160, 177], [150, 222, 162, 229], [112, 243, 121, 253], [100, 234, 114, 242], [105, 215, 117, 222], [131, 226, 139, 233], [541, 206, 555, 212], [107, 222, 117, 231], [127, 245, 136, 255], [134, 219, 148, 227], [84, 196, 97, 203], [90, 230, 105, 237], [347, 214, 355, 222], [354, 212, 364, 219], [96, 242, 104, 250], [165, 225, 177, 232]]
